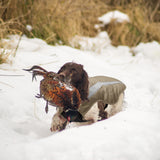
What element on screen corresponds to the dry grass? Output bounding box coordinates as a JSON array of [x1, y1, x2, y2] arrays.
[[0, 17, 22, 64], [0, 49, 9, 64], [101, 0, 160, 46], [0, 0, 160, 53], [0, 0, 107, 45], [27, 0, 107, 44], [0, 0, 107, 63]]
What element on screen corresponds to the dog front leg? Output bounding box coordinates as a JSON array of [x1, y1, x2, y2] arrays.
[[50, 109, 68, 132], [98, 101, 108, 120]]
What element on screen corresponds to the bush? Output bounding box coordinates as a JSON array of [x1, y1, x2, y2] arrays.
[[0, 0, 160, 47], [0, 0, 107, 45], [101, 0, 160, 46]]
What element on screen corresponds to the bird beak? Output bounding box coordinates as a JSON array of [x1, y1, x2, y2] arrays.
[[67, 116, 71, 122]]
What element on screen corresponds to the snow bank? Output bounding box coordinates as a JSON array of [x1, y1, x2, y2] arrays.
[[70, 31, 111, 53], [98, 10, 130, 25], [0, 34, 160, 160], [71, 10, 130, 53], [132, 41, 160, 60]]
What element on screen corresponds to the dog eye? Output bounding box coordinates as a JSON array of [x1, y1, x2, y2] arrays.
[[71, 68, 76, 72]]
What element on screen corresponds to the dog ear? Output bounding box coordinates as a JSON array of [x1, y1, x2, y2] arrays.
[[57, 66, 64, 74], [77, 69, 89, 101]]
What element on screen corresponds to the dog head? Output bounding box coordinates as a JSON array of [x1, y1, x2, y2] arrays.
[[57, 62, 89, 101]]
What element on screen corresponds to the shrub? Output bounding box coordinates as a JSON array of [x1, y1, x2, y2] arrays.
[[0, 0, 160, 47], [101, 0, 160, 46]]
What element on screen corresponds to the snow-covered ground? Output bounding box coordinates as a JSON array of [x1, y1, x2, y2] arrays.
[[0, 11, 160, 160], [0, 33, 160, 160]]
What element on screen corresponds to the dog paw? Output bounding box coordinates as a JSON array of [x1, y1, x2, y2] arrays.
[[50, 114, 68, 132]]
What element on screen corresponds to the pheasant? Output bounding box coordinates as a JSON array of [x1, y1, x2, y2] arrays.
[[24, 66, 81, 116]]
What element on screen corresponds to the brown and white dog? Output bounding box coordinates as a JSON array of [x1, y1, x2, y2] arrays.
[[50, 62, 126, 131]]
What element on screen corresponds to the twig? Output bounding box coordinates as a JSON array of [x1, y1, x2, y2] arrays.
[[34, 98, 41, 120], [0, 81, 14, 88], [150, 2, 160, 22], [13, 33, 22, 57], [0, 74, 24, 76]]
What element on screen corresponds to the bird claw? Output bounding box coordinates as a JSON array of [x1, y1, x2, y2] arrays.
[[45, 101, 49, 114], [35, 93, 41, 98]]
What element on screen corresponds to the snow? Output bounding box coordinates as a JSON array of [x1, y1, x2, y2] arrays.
[[132, 41, 160, 60], [98, 10, 130, 25], [70, 31, 111, 52], [26, 25, 33, 32], [1, 19, 160, 160]]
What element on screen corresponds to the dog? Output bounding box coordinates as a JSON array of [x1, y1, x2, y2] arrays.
[[50, 63, 126, 132], [57, 62, 89, 102], [78, 76, 126, 122]]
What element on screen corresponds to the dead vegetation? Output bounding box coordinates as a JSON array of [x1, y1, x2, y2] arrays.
[[0, 0, 160, 63], [102, 0, 160, 46]]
